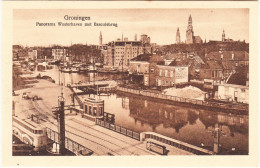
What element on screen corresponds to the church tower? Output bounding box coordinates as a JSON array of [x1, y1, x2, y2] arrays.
[[222, 29, 225, 42], [99, 31, 102, 45], [176, 27, 181, 44], [186, 15, 194, 44]]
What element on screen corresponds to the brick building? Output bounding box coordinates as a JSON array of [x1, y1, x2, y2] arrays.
[[156, 63, 189, 86], [52, 47, 68, 61], [105, 35, 152, 70], [129, 54, 164, 86], [206, 50, 249, 66], [199, 60, 223, 80]]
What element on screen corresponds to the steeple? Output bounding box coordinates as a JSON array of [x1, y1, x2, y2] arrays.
[[186, 14, 194, 44], [99, 31, 102, 45], [176, 27, 181, 44], [187, 14, 193, 31], [135, 34, 137, 41], [222, 29, 225, 42]]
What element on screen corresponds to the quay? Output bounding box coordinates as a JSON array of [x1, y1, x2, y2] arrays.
[[68, 81, 248, 114], [68, 80, 117, 94], [13, 80, 213, 155], [116, 86, 248, 114]]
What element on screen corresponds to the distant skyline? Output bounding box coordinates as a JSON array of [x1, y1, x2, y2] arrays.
[[13, 9, 249, 46]]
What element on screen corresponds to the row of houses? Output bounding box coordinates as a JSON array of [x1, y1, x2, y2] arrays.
[[13, 45, 69, 61], [164, 50, 249, 81], [13, 45, 102, 64], [129, 54, 189, 87], [128, 51, 249, 104]]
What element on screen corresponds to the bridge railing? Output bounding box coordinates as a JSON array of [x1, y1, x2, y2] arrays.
[[46, 127, 93, 155], [96, 119, 140, 141], [141, 132, 214, 155], [74, 93, 83, 109]]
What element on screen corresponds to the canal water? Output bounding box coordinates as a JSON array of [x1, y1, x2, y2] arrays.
[[34, 65, 249, 155]]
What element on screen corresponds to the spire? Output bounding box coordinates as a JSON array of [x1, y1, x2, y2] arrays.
[[135, 34, 137, 41], [176, 27, 181, 44], [186, 14, 194, 44], [222, 29, 225, 42], [187, 14, 193, 31], [99, 31, 102, 45], [189, 14, 192, 21]]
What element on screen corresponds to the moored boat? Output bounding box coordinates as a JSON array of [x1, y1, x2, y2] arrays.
[[62, 68, 71, 73], [70, 67, 80, 73]]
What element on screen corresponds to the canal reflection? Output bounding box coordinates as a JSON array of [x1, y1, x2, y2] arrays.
[[35, 65, 248, 154], [114, 93, 248, 154]]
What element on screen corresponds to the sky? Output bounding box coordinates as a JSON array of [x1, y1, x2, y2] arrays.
[[13, 9, 249, 46]]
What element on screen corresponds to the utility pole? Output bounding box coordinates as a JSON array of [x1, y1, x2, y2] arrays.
[[58, 95, 65, 155], [213, 123, 220, 154]]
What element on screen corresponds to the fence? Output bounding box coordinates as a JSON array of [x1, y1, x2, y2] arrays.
[[95, 119, 140, 141], [116, 86, 248, 112], [74, 93, 83, 109], [46, 127, 93, 155], [142, 132, 214, 155], [117, 86, 205, 105], [68, 86, 84, 109]]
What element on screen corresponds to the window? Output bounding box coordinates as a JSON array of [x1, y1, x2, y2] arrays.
[[151, 69, 154, 73], [89, 106, 92, 115], [159, 69, 163, 76], [85, 105, 88, 114], [100, 107, 103, 115], [93, 107, 97, 116], [165, 70, 168, 77], [212, 71, 215, 78], [170, 71, 174, 78]]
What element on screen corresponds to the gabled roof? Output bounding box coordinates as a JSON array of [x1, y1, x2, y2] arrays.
[[157, 61, 165, 65], [194, 36, 202, 43], [130, 54, 153, 62], [194, 55, 205, 65], [131, 54, 164, 63], [207, 51, 249, 61], [222, 61, 235, 70], [164, 53, 185, 60], [201, 60, 223, 69]]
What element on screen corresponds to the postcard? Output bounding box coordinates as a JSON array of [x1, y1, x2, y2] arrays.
[[1, 1, 258, 167]]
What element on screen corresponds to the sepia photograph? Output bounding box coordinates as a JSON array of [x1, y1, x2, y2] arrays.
[[1, 1, 258, 166]]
